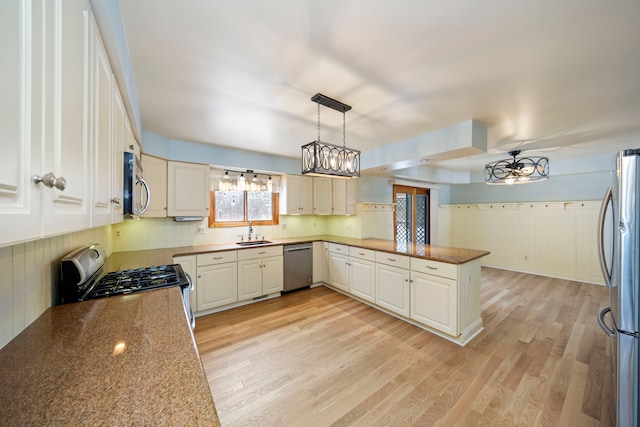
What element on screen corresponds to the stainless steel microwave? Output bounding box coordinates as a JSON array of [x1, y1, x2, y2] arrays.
[[123, 152, 150, 218]]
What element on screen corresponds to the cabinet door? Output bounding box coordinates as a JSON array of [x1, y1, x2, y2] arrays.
[[299, 175, 314, 214], [0, 0, 40, 245], [350, 257, 375, 302], [41, 0, 92, 237], [237, 258, 262, 301], [90, 21, 113, 228], [110, 81, 125, 224], [332, 179, 346, 215], [262, 255, 284, 294], [312, 241, 324, 283], [346, 178, 358, 215], [411, 271, 457, 336], [328, 251, 349, 292], [167, 161, 210, 217], [281, 175, 301, 215], [197, 262, 237, 311], [174, 255, 197, 312], [141, 154, 167, 217], [375, 264, 410, 317], [313, 177, 332, 215]]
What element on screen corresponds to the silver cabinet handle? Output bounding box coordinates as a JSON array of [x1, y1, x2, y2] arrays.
[[387, 258, 396, 262], [213, 256, 223, 260], [358, 252, 365, 256], [258, 251, 266, 254], [34, 172, 66, 191], [111, 197, 120, 204], [426, 265, 438, 270]]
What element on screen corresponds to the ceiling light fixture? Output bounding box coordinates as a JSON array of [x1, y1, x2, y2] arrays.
[[302, 93, 360, 178], [485, 150, 549, 185]]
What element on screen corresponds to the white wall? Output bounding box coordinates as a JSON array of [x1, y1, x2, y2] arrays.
[[445, 201, 603, 285], [0, 226, 113, 349]]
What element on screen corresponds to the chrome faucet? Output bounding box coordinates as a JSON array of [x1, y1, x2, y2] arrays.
[[248, 220, 253, 241]]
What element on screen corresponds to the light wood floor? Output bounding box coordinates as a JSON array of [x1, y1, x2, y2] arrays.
[[194, 267, 614, 426]]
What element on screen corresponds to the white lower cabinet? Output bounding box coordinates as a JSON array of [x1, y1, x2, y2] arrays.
[[328, 244, 350, 292], [348, 247, 376, 302], [375, 262, 410, 317], [410, 272, 457, 336], [375, 252, 411, 317], [196, 251, 238, 311], [237, 246, 283, 300]]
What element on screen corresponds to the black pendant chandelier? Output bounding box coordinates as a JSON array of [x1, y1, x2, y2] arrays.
[[485, 150, 549, 185], [302, 93, 360, 178]]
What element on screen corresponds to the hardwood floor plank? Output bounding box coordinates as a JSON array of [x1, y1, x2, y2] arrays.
[[193, 267, 613, 426]]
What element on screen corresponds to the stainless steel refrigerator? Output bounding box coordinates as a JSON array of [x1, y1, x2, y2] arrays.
[[598, 149, 640, 427]]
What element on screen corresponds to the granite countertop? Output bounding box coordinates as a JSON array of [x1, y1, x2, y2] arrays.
[[0, 287, 220, 426], [105, 235, 490, 271]]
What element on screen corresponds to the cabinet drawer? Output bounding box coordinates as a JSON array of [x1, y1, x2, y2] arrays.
[[237, 245, 283, 261], [375, 251, 410, 269], [349, 247, 376, 261], [328, 243, 349, 254], [410, 258, 458, 280], [197, 250, 237, 266]]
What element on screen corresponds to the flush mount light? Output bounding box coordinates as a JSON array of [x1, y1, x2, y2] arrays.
[[302, 93, 360, 178], [485, 150, 549, 185]]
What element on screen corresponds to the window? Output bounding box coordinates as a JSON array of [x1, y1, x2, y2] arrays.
[[393, 185, 429, 244], [208, 171, 279, 227]]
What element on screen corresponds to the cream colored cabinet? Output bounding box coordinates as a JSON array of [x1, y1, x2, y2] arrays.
[[331, 178, 358, 215], [346, 179, 358, 215], [90, 20, 114, 228], [312, 241, 327, 283], [110, 82, 125, 224], [410, 271, 457, 336], [349, 247, 376, 302], [142, 154, 167, 217], [327, 243, 349, 292], [280, 175, 313, 215], [41, 0, 92, 237], [375, 252, 411, 317], [313, 177, 332, 215], [0, 0, 40, 244], [237, 246, 284, 300], [173, 255, 197, 312], [196, 251, 238, 311], [0, 1, 135, 244], [167, 161, 210, 217]]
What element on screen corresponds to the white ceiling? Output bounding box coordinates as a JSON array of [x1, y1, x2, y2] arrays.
[[120, 0, 640, 176]]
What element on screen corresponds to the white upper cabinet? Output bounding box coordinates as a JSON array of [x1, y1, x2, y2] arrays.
[[0, 0, 40, 244], [0, 0, 130, 247], [41, 0, 92, 237], [167, 161, 210, 217], [142, 154, 167, 217], [332, 178, 358, 215], [110, 81, 125, 224], [313, 177, 332, 215], [280, 175, 313, 215], [90, 19, 114, 228]]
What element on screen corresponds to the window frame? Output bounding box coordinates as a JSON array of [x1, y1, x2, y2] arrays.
[[208, 190, 279, 228]]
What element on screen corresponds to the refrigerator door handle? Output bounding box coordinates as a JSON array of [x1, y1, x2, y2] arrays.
[[597, 186, 613, 286], [597, 307, 616, 337]]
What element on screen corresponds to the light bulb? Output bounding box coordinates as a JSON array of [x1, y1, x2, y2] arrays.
[[267, 176, 273, 192], [238, 173, 246, 191]]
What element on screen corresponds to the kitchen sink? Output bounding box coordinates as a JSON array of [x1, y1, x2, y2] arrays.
[[236, 240, 272, 246]]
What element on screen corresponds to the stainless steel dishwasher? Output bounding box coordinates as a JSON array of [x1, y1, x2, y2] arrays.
[[283, 243, 313, 292]]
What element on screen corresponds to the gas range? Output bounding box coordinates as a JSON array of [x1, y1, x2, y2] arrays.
[[58, 244, 194, 328], [85, 265, 188, 300]]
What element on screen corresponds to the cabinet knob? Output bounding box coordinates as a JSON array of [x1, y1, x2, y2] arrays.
[[197, 275, 202, 279], [34, 172, 66, 191], [111, 197, 120, 204]]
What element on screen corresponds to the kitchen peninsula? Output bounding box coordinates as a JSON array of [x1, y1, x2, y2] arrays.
[[108, 235, 490, 345]]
